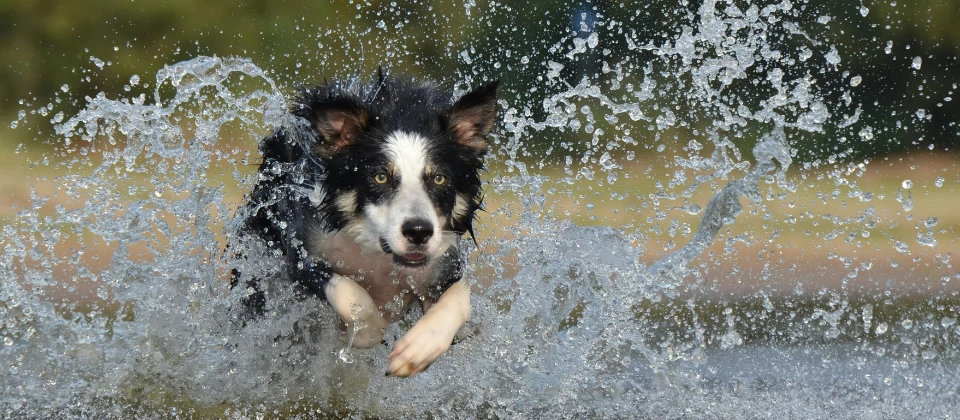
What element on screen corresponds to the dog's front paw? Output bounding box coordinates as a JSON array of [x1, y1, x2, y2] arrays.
[[386, 314, 457, 377]]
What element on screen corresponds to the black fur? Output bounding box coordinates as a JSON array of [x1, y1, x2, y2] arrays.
[[232, 72, 498, 315], [231, 126, 333, 314]]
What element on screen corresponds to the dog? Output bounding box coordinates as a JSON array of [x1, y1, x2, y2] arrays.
[[231, 69, 498, 378]]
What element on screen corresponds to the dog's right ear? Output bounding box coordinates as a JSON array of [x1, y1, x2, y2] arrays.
[[311, 100, 369, 158], [444, 80, 499, 156]]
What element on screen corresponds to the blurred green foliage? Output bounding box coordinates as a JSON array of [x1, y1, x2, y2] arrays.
[[1, 0, 957, 160]]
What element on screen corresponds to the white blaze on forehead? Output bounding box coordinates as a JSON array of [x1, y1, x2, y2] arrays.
[[385, 131, 430, 183], [384, 131, 434, 222]]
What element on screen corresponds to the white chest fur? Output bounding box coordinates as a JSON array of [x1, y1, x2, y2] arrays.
[[310, 231, 439, 322]]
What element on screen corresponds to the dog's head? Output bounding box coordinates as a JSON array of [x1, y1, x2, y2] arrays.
[[296, 75, 499, 268]]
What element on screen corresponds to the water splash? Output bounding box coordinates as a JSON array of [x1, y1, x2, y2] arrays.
[[3, 1, 959, 418]]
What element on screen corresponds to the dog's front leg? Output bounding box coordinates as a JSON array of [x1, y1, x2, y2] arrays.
[[324, 274, 387, 348], [386, 279, 470, 377]]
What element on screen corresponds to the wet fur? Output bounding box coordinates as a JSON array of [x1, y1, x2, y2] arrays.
[[233, 71, 498, 377]]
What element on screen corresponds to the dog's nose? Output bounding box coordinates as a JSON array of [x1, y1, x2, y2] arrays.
[[401, 219, 433, 245]]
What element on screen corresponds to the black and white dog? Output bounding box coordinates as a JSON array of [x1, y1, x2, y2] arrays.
[[233, 70, 498, 377]]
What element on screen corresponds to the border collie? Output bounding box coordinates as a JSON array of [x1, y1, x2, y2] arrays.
[[232, 69, 498, 378]]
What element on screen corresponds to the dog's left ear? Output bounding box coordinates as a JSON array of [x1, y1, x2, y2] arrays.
[[444, 81, 499, 156]]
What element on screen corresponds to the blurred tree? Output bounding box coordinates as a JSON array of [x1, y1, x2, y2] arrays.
[[1, 0, 957, 160]]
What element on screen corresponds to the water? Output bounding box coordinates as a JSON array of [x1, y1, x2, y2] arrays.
[[3, 1, 959, 418]]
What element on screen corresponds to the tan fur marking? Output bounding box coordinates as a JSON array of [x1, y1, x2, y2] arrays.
[[336, 190, 357, 214], [453, 194, 470, 219]]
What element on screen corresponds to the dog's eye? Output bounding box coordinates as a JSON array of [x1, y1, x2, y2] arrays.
[[433, 174, 446, 185], [374, 173, 389, 184]]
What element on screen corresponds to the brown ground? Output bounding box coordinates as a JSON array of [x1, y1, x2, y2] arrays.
[[2, 147, 957, 303]]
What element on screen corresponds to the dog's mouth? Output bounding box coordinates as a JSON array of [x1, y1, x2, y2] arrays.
[[393, 252, 429, 267], [380, 238, 430, 267]]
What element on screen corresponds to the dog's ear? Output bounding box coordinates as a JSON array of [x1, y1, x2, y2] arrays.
[[312, 101, 369, 157], [444, 81, 499, 156]]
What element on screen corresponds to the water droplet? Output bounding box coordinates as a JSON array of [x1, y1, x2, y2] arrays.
[[934, 177, 944, 187], [901, 319, 913, 330], [129, 74, 141, 86], [859, 6, 869, 16], [849, 76, 862, 87], [825, 45, 842, 67], [60, 84, 70, 93], [901, 180, 912, 189], [942, 317, 957, 328], [656, 110, 676, 130], [876, 322, 888, 335], [586, 32, 599, 49], [338, 347, 355, 363], [896, 188, 914, 211], [917, 231, 936, 248], [679, 203, 702, 215], [89, 56, 105, 70], [894, 241, 910, 254], [2, 337, 12, 347], [911, 56, 922, 70]]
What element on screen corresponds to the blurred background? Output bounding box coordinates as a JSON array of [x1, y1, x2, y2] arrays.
[[1, 1, 959, 415], [0, 0, 957, 297], [3, 0, 958, 154]]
